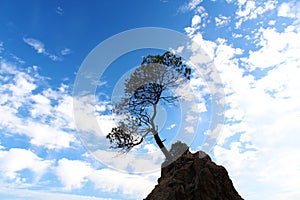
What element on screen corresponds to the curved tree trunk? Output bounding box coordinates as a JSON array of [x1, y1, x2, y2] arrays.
[[151, 104, 171, 160], [153, 130, 171, 160]]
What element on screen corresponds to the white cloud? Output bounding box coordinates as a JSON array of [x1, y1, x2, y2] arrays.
[[55, 158, 158, 199], [23, 37, 62, 61], [1, 65, 160, 198], [247, 26, 300, 71], [144, 143, 158, 152], [232, 33, 243, 38], [268, 20, 276, 25], [0, 41, 4, 53], [185, 126, 194, 133], [61, 48, 71, 55], [24, 122, 75, 149], [215, 15, 230, 27], [56, 158, 93, 190], [0, 187, 110, 200], [180, 0, 203, 12], [166, 123, 176, 130], [23, 38, 45, 54], [183, 5, 208, 35], [235, 0, 277, 28], [191, 15, 201, 27], [185, 15, 201, 35], [0, 148, 52, 181], [278, 1, 300, 23], [185, 6, 300, 199], [89, 168, 156, 198], [0, 61, 76, 149]]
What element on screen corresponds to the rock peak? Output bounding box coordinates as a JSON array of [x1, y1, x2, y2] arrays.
[[145, 151, 243, 200]]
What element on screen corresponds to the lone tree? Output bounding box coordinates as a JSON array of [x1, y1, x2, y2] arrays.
[[106, 51, 191, 160]]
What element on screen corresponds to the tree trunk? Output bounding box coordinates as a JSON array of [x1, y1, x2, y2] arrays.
[[153, 130, 171, 160], [151, 104, 171, 160]]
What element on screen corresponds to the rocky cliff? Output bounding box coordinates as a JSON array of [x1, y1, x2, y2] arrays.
[[144, 151, 243, 200]]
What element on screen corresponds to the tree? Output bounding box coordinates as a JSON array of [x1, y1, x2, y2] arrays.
[[106, 51, 191, 160]]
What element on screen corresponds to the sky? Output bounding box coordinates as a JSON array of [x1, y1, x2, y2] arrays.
[[0, 0, 300, 199]]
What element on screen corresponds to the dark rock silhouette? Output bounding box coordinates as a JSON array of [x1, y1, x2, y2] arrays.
[[145, 151, 243, 200]]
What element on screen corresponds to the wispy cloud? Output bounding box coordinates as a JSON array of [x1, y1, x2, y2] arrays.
[[56, 6, 64, 15], [61, 48, 71, 55], [166, 123, 176, 130], [23, 37, 45, 54], [0, 41, 4, 53], [23, 37, 69, 61]]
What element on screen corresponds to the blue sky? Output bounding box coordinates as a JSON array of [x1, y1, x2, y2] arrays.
[[1, 0, 300, 199]]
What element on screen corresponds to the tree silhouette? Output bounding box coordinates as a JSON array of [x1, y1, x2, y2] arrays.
[[106, 51, 191, 160]]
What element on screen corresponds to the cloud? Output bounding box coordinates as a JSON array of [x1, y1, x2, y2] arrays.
[[0, 61, 76, 149], [56, 158, 93, 190], [185, 126, 195, 133], [55, 158, 158, 198], [0, 148, 52, 181], [166, 123, 176, 130], [246, 26, 300, 71], [23, 38, 45, 54], [184, 14, 202, 35], [234, 0, 277, 28], [0, 58, 159, 199], [180, 0, 203, 12], [215, 15, 230, 27], [0, 41, 4, 53], [23, 37, 63, 61], [278, 1, 300, 22], [185, 2, 300, 199], [56, 6, 64, 15], [61, 48, 71, 55], [89, 168, 156, 198], [0, 187, 110, 200]]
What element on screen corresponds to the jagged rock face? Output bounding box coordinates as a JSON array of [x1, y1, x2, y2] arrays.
[[145, 151, 243, 200]]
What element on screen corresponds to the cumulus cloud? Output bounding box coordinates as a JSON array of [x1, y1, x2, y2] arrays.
[[0, 148, 52, 181], [278, 1, 300, 22], [89, 168, 155, 197], [185, 15, 202, 35], [56, 158, 93, 190], [180, 0, 203, 12], [235, 0, 277, 28], [0, 187, 109, 200], [55, 158, 158, 198], [0, 58, 159, 199], [215, 15, 230, 27], [184, 0, 300, 199], [0, 61, 76, 149]]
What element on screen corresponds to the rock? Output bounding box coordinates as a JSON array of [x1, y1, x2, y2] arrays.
[[144, 151, 243, 200]]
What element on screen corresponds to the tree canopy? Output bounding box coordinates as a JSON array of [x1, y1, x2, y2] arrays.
[[106, 51, 191, 160]]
